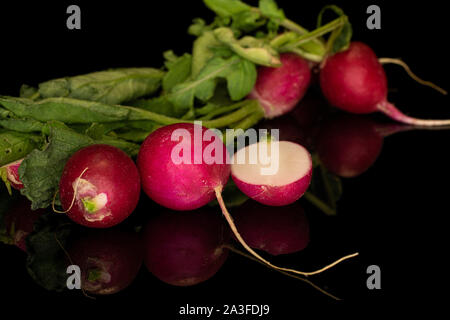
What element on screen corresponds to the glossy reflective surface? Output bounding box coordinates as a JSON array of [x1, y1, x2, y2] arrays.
[[1, 0, 450, 315]]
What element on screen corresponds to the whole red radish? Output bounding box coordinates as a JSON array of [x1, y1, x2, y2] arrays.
[[69, 229, 143, 295], [249, 53, 312, 119], [231, 141, 313, 206], [1, 159, 24, 190], [143, 209, 229, 286], [137, 123, 230, 211], [320, 42, 450, 126], [59, 144, 140, 228], [233, 200, 309, 256], [316, 115, 384, 178]]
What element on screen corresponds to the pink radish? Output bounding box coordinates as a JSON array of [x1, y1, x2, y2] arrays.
[[320, 42, 450, 126], [138, 123, 357, 277], [143, 209, 229, 286], [69, 229, 143, 295], [58, 144, 141, 228], [231, 140, 312, 206], [233, 200, 309, 256], [248, 53, 312, 119], [1, 159, 24, 190]]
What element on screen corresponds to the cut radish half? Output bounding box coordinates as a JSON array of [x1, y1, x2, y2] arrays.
[[231, 141, 312, 206]]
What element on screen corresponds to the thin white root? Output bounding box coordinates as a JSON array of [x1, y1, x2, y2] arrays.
[[214, 187, 359, 277], [379, 57, 447, 95], [52, 167, 89, 214]]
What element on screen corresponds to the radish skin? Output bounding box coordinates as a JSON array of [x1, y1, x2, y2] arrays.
[[249, 53, 311, 119]]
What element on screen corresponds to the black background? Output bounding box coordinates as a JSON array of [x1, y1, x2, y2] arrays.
[[1, 0, 449, 316]]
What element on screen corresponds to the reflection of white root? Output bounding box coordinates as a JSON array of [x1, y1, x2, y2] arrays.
[[215, 187, 359, 277], [379, 58, 447, 95]]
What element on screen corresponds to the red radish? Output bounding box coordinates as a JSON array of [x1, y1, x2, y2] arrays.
[[59, 144, 140, 228], [320, 42, 450, 126], [231, 141, 312, 206], [69, 229, 143, 295], [233, 200, 309, 256], [138, 123, 357, 277], [4, 198, 45, 252], [143, 209, 229, 286], [1, 159, 24, 190], [248, 53, 312, 119]]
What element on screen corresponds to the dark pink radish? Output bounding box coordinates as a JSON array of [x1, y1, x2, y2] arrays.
[[233, 200, 309, 256], [248, 53, 312, 119], [231, 141, 312, 206], [4, 198, 45, 252], [320, 42, 450, 126], [69, 229, 143, 295], [138, 123, 356, 277], [143, 209, 230, 286], [1, 159, 24, 190], [59, 144, 140, 228]]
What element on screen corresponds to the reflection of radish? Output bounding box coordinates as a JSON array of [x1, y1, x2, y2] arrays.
[[59, 145, 141, 228], [143, 209, 229, 286], [138, 123, 355, 277], [317, 116, 383, 178], [232, 141, 312, 206], [233, 200, 309, 256], [4, 198, 44, 252], [320, 42, 450, 126], [1, 159, 24, 190], [69, 230, 143, 295], [316, 114, 426, 178], [249, 53, 311, 119]]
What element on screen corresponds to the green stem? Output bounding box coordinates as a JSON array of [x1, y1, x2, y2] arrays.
[[281, 17, 345, 51], [198, 101, 248, 121], [202, 100, 263, 128], [303, 192, 336, 216], [251, 7, 326, 52]]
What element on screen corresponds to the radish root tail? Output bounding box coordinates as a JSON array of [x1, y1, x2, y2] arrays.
[[52, 167, 89, 214], [379, 58, 447, 95], [214, 187, 359, 277]]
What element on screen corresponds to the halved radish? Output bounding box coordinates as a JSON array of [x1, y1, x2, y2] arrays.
[[231, 141, 312, 206]]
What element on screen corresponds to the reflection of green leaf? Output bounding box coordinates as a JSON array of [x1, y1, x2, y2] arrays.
[[26, 212, 74, 292]]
